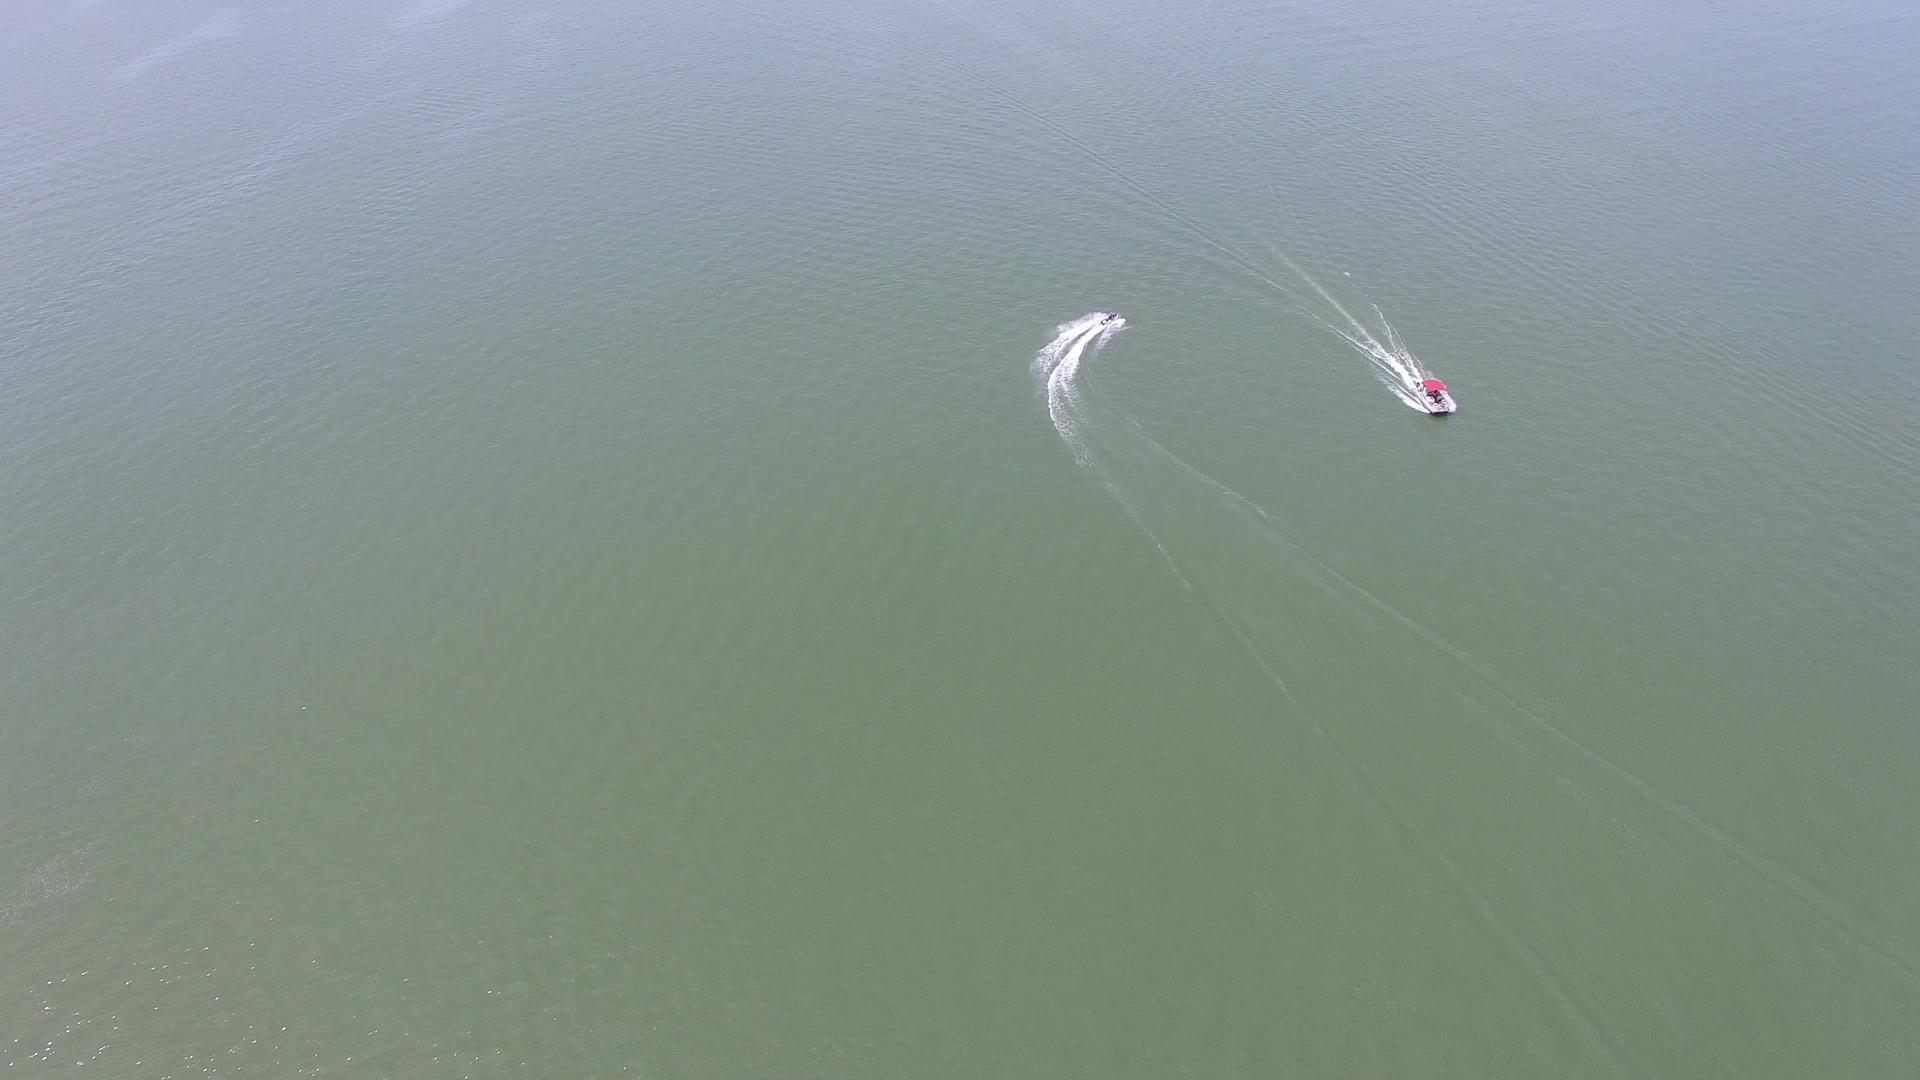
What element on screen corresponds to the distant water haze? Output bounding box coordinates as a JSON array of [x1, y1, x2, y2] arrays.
[[2, 0, 1916, 1076]]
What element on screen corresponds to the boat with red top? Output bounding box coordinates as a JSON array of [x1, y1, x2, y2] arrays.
[[1419, 378, 1456, 415]]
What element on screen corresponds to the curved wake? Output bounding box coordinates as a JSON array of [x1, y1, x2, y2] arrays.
[[1027, 309, 1634, 1067], [929, 49, 1451, 415], [1028, 310, 1913, 1063], [1035, 311, 1126, 460]]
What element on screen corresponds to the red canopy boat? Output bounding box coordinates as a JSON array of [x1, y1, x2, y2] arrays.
[[1417, 377, 1455, 415]]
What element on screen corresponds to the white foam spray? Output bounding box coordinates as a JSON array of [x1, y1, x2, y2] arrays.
[[928, 48, 1450, 414], [1284, 273, 1441, 413], [1360, 305, 1440, 413], [1270, 255, 1439, 412], [1034, 312, 1126, 459]]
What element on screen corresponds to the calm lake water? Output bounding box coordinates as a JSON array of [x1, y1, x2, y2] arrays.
[[3, 0, 1917, 1075]]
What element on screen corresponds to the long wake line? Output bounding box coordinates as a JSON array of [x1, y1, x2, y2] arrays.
[[1035, 313, 1917, 989], [934, 47, 1445, 411], [1031, 312, 1638, 1069], [1031, 315, 1916, 1071], [1116, 418, 1918, 982]]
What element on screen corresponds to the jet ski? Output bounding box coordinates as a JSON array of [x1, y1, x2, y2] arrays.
[[1418, 378, 1456, 415]]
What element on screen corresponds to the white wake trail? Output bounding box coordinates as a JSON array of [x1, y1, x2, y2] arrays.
[[935, 45, 1447, 416], [1326, 298, 1435, 413], [1030, 312, 1199, 589], [1035, 312, 1126, 459], [1266, 253, 1439, 412]]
